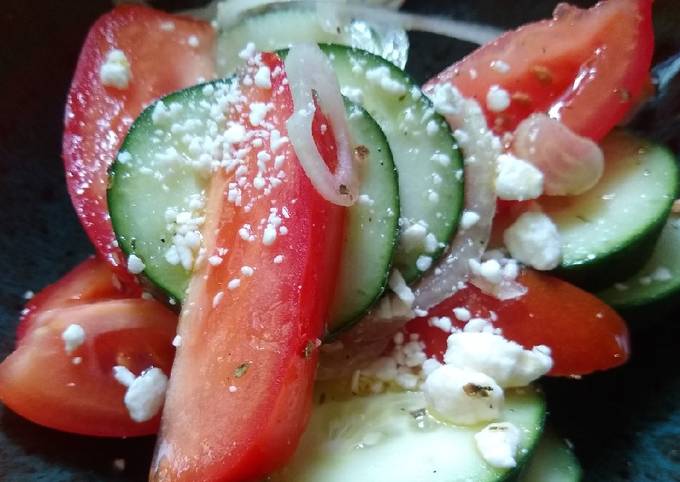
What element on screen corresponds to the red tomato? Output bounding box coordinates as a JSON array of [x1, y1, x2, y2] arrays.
[[16, 256, 141, 343], [62, 5, 215, 281], [406, 270, 630, 376], [424, 0, 654, 140], [150, 54, 345, 482], [0, 299, 177, 437]]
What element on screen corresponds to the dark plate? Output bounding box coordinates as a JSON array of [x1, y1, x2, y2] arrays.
[[0, 1, 678, 481]]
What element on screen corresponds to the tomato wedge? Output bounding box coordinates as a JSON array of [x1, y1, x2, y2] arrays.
[[425, 0, 654, 140], [16, 256, 141, 343], [62, 5, 215, 280], [151, 53, 344, 481], [406, 270, 630, 376], [0, 299, 177, 437]]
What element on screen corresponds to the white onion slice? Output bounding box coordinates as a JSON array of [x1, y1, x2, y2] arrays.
[[285, 43, 358, 206], [413, 83, 499, 311]]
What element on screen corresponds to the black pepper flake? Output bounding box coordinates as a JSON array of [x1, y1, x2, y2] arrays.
[[338, 184, 349, 195], [234, 362, 251, 378], [463, 383, 493, 397], [409, 408, 427, 419]]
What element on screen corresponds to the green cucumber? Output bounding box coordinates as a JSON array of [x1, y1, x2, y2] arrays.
[[280, 44, 465, 284], [519, 429, 582, 482], [108, 80, 400, 329], [216, 6, 407, 75], [328, 101, 399, 332], [271, 384, 545, 482], [540, 131, 679, 290], [597, 213, 680, 311]]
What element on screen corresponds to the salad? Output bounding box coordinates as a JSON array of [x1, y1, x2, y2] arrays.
[[0, 0, 678, 480]]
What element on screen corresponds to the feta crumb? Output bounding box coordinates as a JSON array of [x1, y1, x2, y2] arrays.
[[61, 324, 85, 354], [652, 266, 673, 282], [444, 332, 553, 388], [127, 254, 145, 274], [388, 270, 415, 309], [212, 291, 224, 308], [240, 266, 254, 277], [187, 35, 200, 47], [112, 365, 136, 387], [117, 151, 132, 164], [172, 335, 182, 347], [460, 210, 481, 230], [23, 290, 34, 300], [262, 226, 277, 245], [72, 356, 82, 365], [416, 255, 433, 272], [122, 368, 168, 422], [225, 123, 247, 143], [475, 422, 521, 469], [496, 154, 544, 201], [100, 49, 131, 89], [504, 212, 561, 270], [490, 60, 511, 74], [401, 222, 428, 251], [248, 102, 269, 126], [208, 255, 223, 266], [254, 66, 272, 89], [365, 66, 406, 94], [423, 365, 504, 425], [486, 85, 511, 112], [228, 385, 238, 393], [453, 307, 472, 322], [341, 86, 364, 104], [273, 255, 284, 264], [428, 316, 453, 333], [227, 279, 241, 290]]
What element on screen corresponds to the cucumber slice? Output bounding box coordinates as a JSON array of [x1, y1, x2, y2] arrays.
[[281, 44, 464, 284], [540, 131, 679, 290], [108, 80, 400, 329], [519, 430, 582, 482], [597, 214, 680, 311], [329, 102, 399, 332], [216, 6, 408, 75], [272, 384, 545, 482]]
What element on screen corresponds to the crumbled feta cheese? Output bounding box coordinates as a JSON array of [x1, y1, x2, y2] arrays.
[[453, 307, 472, 322], [273, 255, 284, 264], [23, 290, 34, 300], [423, 365, 504, 425], [254, 66, 272, 89], [113, 365, 136, 387], [486, 85, 511, 112], [172, 335, 182, 347], [187, 35, 200, 48], [469, 258, 504, 285], [117, 151, 132, 164], [248, 102, 269, 126], [61, 324, 85, 354], [365, 66, 406, 95], [127, 254, 146, 274], [341, 86, 364, 104], [227, 278, 241, 290], [429, 316, 453, 333], [240, 266, 254, 277], [100, 49, 131, 89], [652, 266, 673, 282], [490, 60, 511, 74], [72, 357, 82, 365], [504, 212, 561, 270], [475, 422, 522, 469], [388, 270, 415, 309], [422, 358, 443, 376], [225, 123, 247, 143], [208, 255, 223, 266], [416, 255, 433, 272], [496, 154, 544, 201], [401, 222, 428, 251], [444, 332, 553, 388], [463, 317, 493, 333], [262, 226, 277, 245], [212, 291, 224, 308], [460, 210, 481, 230], [122, 368, 168, 422]]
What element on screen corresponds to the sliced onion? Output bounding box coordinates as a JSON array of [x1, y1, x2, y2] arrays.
[[285, 43, 358, 206], [413, 84, 499, 311]]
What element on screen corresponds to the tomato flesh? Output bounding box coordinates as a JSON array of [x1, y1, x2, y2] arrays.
[[406, 270, 630, 376], [0, 299, 177, 437], [151, 54, 345, 482], [62, 5, 215, 280], [16, 256, 141, 343], [425, 0, 654, 140]]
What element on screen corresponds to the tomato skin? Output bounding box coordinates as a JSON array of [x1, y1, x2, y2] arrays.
[[0, 299, 177, 437], [425, 0, 654, 140], [151, 54, 345, 482], [406, 270, 630, 376], [62, 5, 215, 281], [16, 256, 141, 343]]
